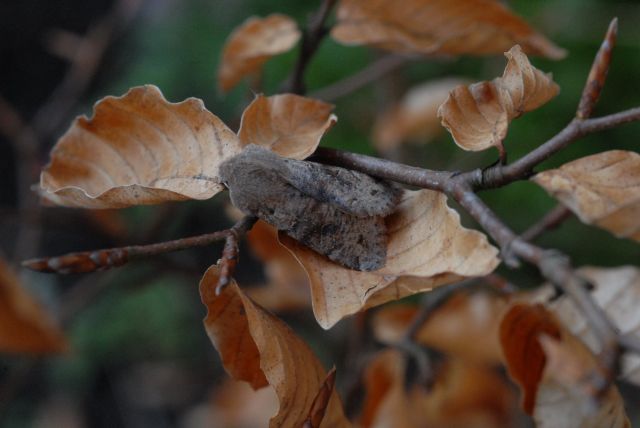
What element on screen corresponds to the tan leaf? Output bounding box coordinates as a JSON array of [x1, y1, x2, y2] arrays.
[[245, 220, 310, 312], [239, 94, 336, 160], [373, 292, 507, 364], [218, 14, 301, 93], [532, 150, 640, 241], [40, 85, 241, 208], [438, 45, 559, 152], [529, 266, 640, 386], [499, 303, 629, 427], [360, 350, 515, 428], [280, 189, 500, 328], [304, 367, 338, 428], [0, 257, 67, 354], [199, 266, 351, 428], [372, 78, 467, 152], [207, 379, 279, 428], [331, 0, 565, 59]]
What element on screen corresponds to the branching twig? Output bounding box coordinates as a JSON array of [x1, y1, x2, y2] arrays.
[[285, 0, 338, 94], [23, 216, 257, 277], [311, 18, 637, 395], [310, 54, 412, 101], [521, 204, 573, 242]]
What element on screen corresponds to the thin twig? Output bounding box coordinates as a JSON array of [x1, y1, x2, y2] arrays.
[[521, 204, 573, 242], [285, 0, 337, 94], [577, 18, 618, 119], [310, 54, 412, 101], [215, 217, 258, 294], [22, 216, 257, 275]]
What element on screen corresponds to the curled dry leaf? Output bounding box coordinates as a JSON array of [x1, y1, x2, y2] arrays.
[[372, 78, 467, 152], [218, 14, 301, 93], [331, 0, 566, 59], [373, 292, 507, 365], [199, 266, 350, 428], [40, 87, 336, 209], [499, 304, 630, 428], [438, 45, 559, 153], [0, 257, 67, 354], [281, 189, 500, 329], [40, 85, 241, 208], [245, 220, 310, 312], [529, 265, 640, 386], [239, 94, 336, 160], [532, 150, 640, 242], [360, 350, 515, 428]]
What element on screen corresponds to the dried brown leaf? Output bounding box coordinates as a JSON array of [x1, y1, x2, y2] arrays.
[[373, 292, 507, 364], [532, 150, 640, 241], [438, 45, 559, 152], [499, 304, 629, 427], [239, 94, 336, 160], [373, 78, 467, 152], [332, 0, 565, 59], [360, 350, 515, 428], [0, 257, 67, 354], [281, 189, 500, 328], [529, 266, 640, 386], [218, 14, 301, 93], [207, 379, 279, 428], [199, 266, 350, 428], [40, 85, 241, 208], [304, 368, 338, 428], [245, 220, 310, 312]]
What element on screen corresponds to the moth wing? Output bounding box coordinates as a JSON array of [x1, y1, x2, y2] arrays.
[[280, 158, 402, 217]]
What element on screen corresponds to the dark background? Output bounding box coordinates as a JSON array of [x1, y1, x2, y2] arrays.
[[1, 0, 639, 426]]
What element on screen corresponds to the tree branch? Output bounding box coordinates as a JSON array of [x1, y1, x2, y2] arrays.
[[23, 216, 257, 276], [310, 54, 412, 101], [521, 204, 573, 242], [480, 107, 640, 189], [285, 0, 337, 94]]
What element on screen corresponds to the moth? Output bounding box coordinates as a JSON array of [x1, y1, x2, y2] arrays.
[[219, 145, 403, 271]]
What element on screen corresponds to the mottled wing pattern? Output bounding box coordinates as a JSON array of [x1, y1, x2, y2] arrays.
[[219, 145, 399, 271], [281, 157, 402, 217]]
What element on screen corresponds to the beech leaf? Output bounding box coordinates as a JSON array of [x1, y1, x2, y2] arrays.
[[40, 88, 335, 209], [332, 0, 566, 59], [218, 14, 301, 93], [438, 45, 559, 153], [373, 78, 468, 152], [40, 85, 241, 208], [280, 189, 500, 328], [499, 304, 630, 427], [239, 94, 336, 160], [360, 350, 515, 428], [245, 220, 310, 312], [0, 257, 67, 354], [199, 266, 351, 428], [530, 266, 640, 386], [372, 292, 507, 365], [532, 150, 640, 242]]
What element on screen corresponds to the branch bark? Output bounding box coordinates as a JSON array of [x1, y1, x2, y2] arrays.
[[23, 216, 257, 276], [284, 0, 337, 94]]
